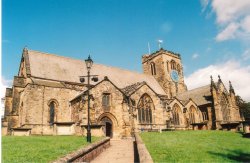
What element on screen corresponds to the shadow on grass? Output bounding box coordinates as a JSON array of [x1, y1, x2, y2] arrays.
[[242, 133, 250, 138], [208, 150, 250, 162]]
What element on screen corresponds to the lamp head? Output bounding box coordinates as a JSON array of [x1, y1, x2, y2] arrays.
[[85, 55, 93, 71]]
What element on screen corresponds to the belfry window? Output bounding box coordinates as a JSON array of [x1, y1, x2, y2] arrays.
[[150, 62, 156, 75], [171, 60, 177, 70], [177, 64, 181, 74], [49, 102, 55, 125], [137, 94, 154, 124], [102, 93, 111, 107], [166, 61, 169, 72]]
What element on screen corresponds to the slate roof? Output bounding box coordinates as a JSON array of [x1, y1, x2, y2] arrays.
[[121, 82, 146, 96], [26, 49, 166, 95], [176, 84, 212, 106]]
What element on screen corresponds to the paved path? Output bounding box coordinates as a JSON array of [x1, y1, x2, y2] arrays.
[[91, 139, 134, 163]]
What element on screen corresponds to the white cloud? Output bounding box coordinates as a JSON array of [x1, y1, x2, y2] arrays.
[[242, 49, 250, 61], [204, 0, 250, 41], [211, 0, 250, 24], [185, 60, 250, 102], [215, 22, 240, 41], [241, 15, 250, 33], [192, 53, 199, 59], [1, 77, 12, 99]]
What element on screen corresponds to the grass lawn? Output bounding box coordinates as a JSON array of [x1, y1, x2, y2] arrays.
[[140, 131, 250, 162], [2, 136, 101, 163]]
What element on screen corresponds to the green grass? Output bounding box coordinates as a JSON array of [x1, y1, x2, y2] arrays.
[[2, 136, 101, 163], [140, 131, 250, 162]]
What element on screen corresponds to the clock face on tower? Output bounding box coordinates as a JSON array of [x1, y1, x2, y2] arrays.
[[171, 70, 179, 82]]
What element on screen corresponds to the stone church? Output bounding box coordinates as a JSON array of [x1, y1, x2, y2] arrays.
[[2, 47, 242, 137]]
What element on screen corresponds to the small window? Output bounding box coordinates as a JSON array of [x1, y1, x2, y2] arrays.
[[49, 102, 55, 125], [166, 61, 169, 72], [150, 62, 156, 75], [102, 93, 111, 107]]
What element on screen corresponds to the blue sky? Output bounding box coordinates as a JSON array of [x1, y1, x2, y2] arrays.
[[2, 0, 250, 101]]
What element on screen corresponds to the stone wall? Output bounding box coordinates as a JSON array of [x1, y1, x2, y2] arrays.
[[53, 137, 110, 163], [71, 79, 129, 138], [130, 84, 165, 131], [142, 50, 187, 98], [19, 83, 81, 135]]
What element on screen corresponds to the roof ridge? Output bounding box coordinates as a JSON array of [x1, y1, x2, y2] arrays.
[[186, 84, 211, 92], [28, 49, 155, 78], [28, 49, 84, 61]]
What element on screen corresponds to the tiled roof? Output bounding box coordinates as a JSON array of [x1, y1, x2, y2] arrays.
[[26, 49, 166, 95], [121, 82, 146, 96], [176, 84, 212, 106]]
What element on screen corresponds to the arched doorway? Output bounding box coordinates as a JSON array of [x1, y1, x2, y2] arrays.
[[101, 117, 113, 137]]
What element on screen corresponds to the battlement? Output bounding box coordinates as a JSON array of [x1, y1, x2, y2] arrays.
[[142, 48, 181, 63]]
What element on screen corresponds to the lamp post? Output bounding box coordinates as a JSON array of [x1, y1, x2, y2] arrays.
[[80, 55, 98, 143], [85, 55, 93, 143]]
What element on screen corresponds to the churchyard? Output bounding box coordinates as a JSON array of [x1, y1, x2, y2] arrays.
[[2, 136, 101, 162], [2, 131, 250, 162], [141, 130, 250, 162]]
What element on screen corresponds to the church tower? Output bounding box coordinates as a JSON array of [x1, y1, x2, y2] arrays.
[[142, 48, 187, 98]]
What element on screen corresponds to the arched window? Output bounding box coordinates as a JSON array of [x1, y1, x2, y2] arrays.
[[189, 106, 196, 124], [150, 62, 156, 75], [202, 112, 208, 121], [137, 94, 154, 124], [49, 101, 55, 125], [172, 104, 181, 125], [171, 60, 176, 70], [220, 94, 230, 121]]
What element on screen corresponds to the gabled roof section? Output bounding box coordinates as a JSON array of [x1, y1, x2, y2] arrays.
[[121, 82, 146, 96], [70, 77, 126, 102], [18, 48, 31, 77], [177, 84, 213, 106], [26, 49, 166, 95], [121, 81, 161, 97], [168, 97, 185, 107]]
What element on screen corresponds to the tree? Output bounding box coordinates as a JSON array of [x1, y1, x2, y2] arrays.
[[236, 96, 250, 121]]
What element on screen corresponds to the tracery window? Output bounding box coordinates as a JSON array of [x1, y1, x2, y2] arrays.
[[150, 62, 156, 75], [49, 101, 55, 125], [202, 112, 208, 121], [137, 94, 153, 124], [172, 104, 181, 125], [189, 106, 196, 124]]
